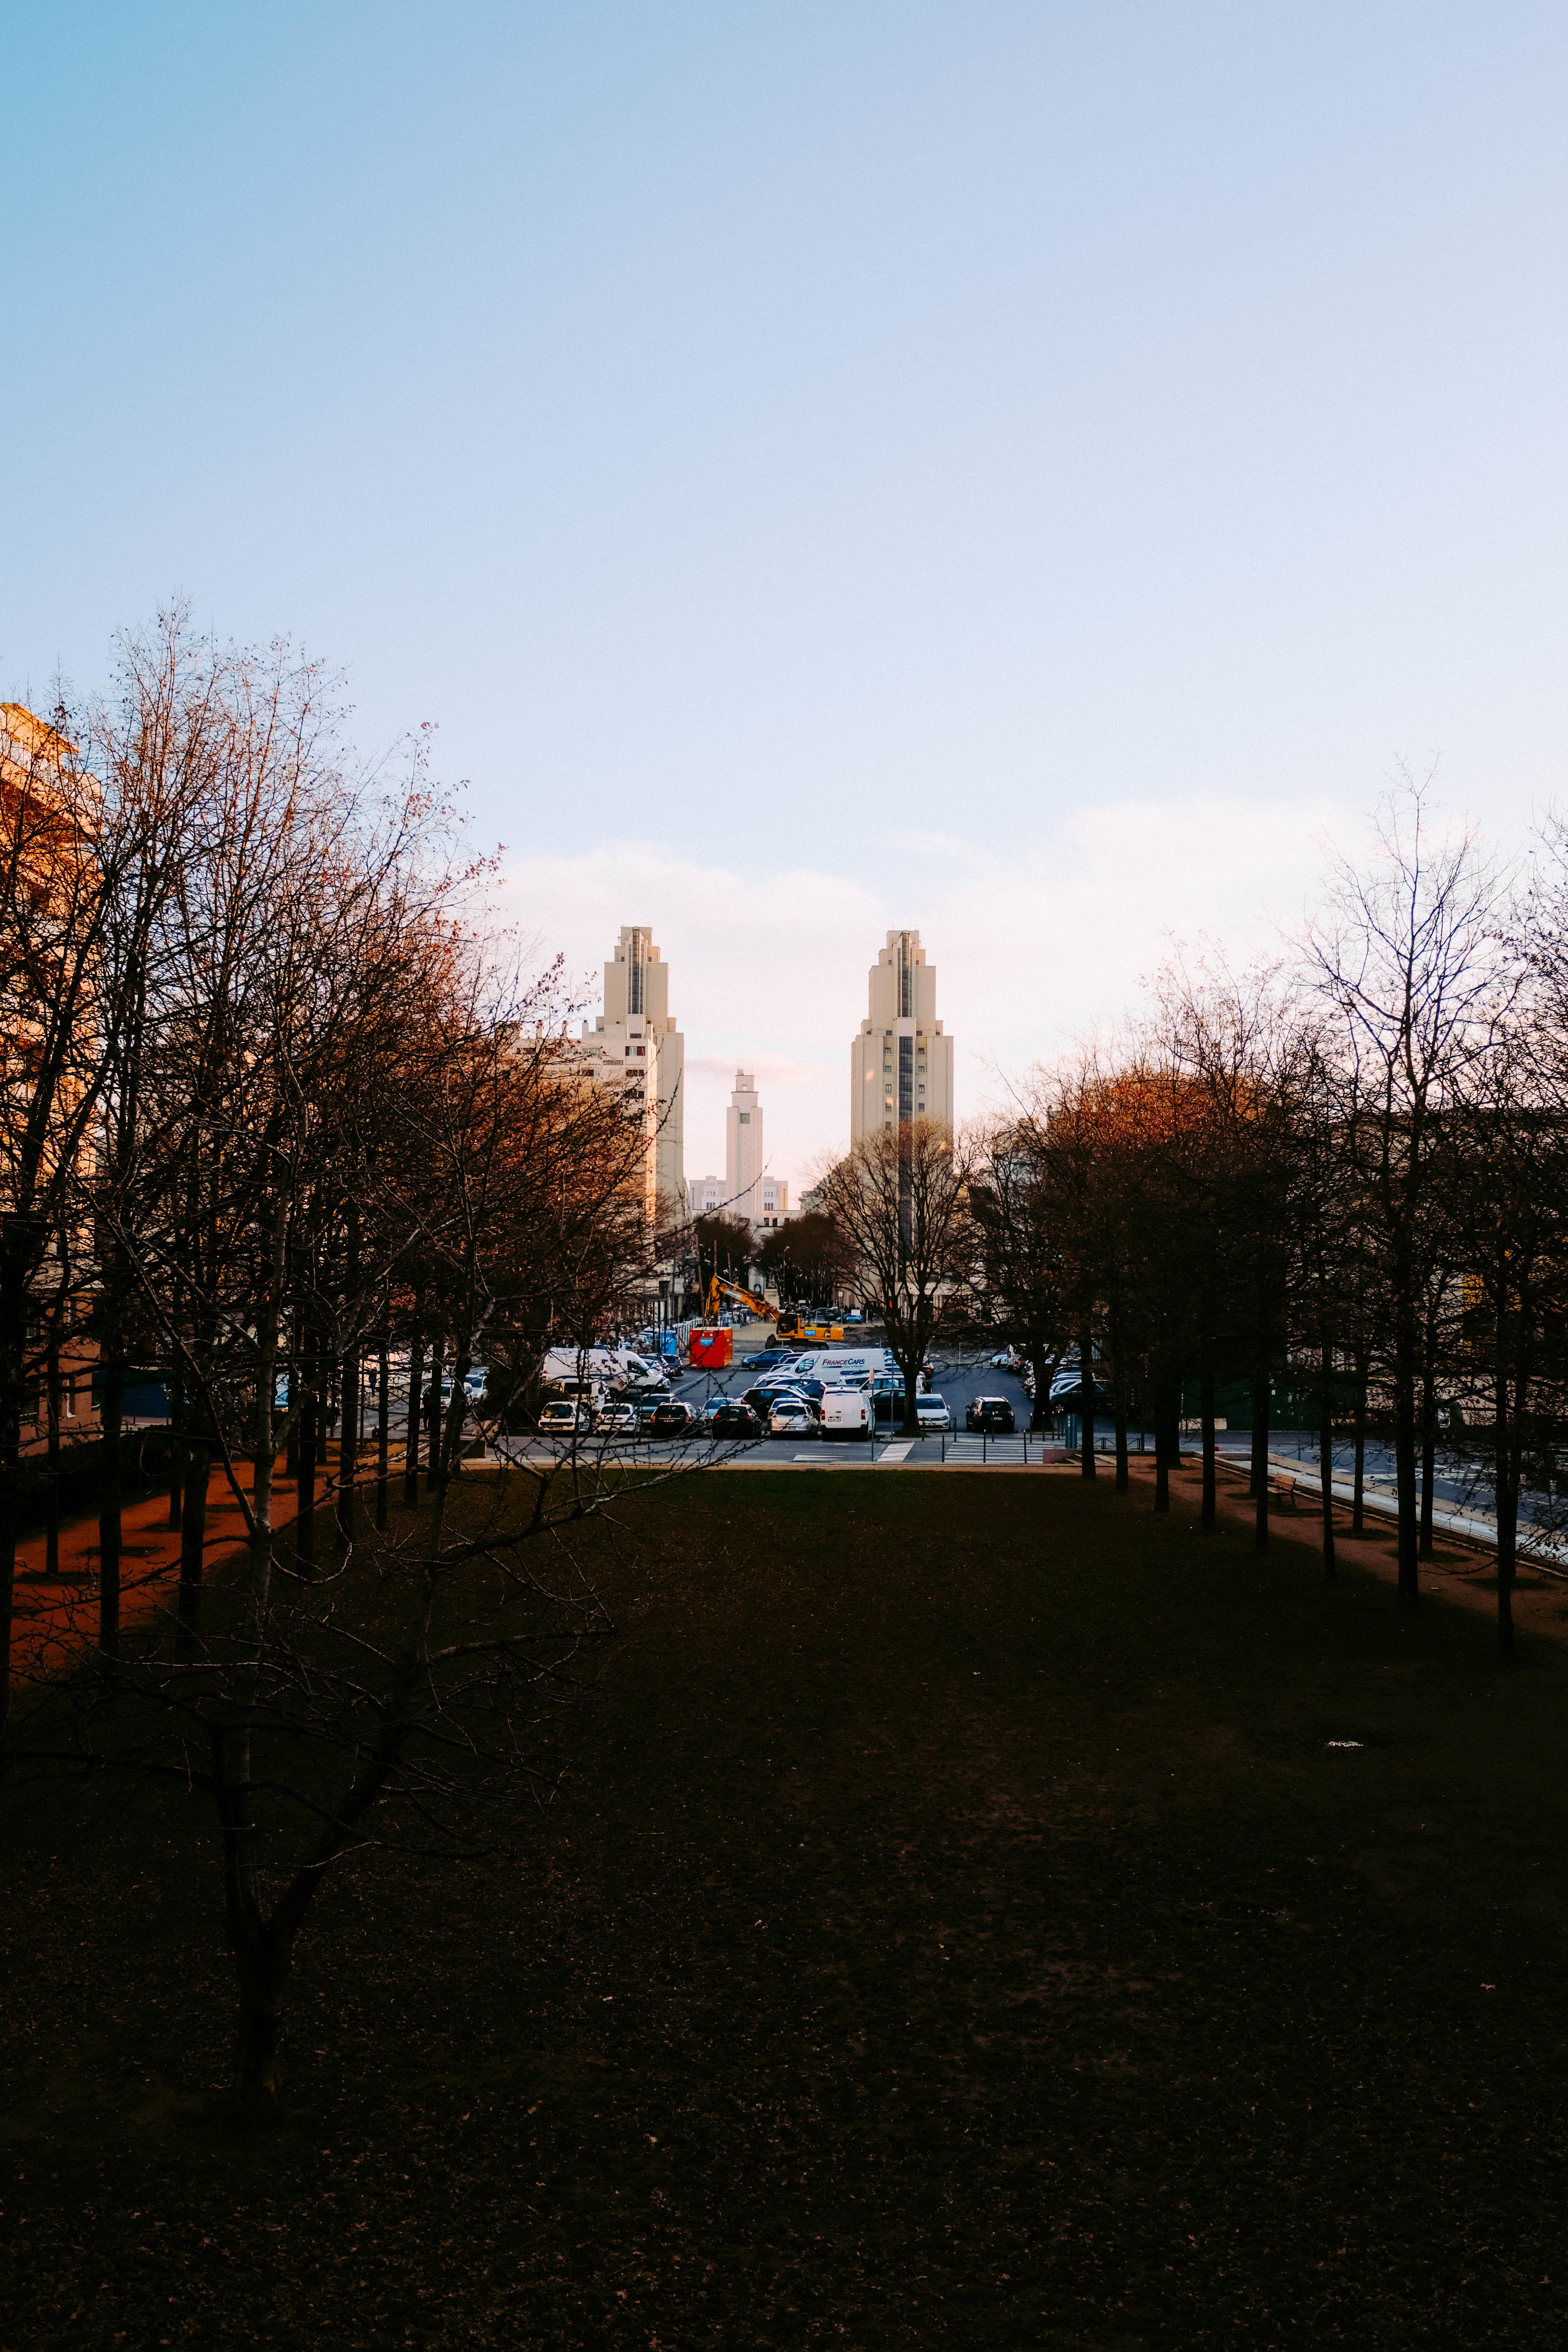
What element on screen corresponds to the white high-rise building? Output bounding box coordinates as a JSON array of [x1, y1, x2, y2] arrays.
[[725, 1069, 764, 1225], [850, 929, 955, 1148], [581, 925, 685, 1214]]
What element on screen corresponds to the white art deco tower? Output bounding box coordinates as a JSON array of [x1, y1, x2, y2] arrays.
[[725, 1069, 764, 1225], [580, 925, 685, 1214], [849, 929, 955, 1148]]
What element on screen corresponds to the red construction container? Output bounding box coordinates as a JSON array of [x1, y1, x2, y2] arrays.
[[688, 1326, 732, 1369]]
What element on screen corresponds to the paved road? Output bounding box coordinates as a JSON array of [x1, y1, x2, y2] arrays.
[[481, 1345, 1051, 1471]]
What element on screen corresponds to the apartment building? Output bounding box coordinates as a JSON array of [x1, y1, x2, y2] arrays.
[[689, 1164, 788, 1230], [849, 929, 955, 1147], [0, 702, 101, 1451]]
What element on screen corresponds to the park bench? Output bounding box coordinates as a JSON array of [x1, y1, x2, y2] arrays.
[[1269, 1472, 1298, 1510]]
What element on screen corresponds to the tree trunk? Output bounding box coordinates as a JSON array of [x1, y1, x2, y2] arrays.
[[97, 1310, 123, 1671], [403, 1317, 425, 1506], [168, 1371, 186, 1530], [1419, 1358, 1436, 1561], [427, 1335, 445, 1473], [1029, 1346, 1051, 1435], [1495, 1384, 1516, 1662], [1113, 1382, 1129, 1494], [1252, 1369, 1270, 1554], [1352, 1353, 1367, 1535], [297, 1366, 318, 1574], [45, 1319, 60, 1583], [1079, 1333, 1096, 1480], [376, 1323, 390, 1532], [337, 1209, 360, 1551], [1163, 1385, 1183, 1489], [1392, 1280, 1420, 1606], [1200, 1350, 1216, 1534], [176, 1437, 211, 1655], [1153, 1362, 1170, 1514], [227, 1913, 292, 2129], [0, 1213, 34, 1727], [284, 1354, 300, 1482], [887, 1326, 923, 1438], [336, 1356, 357, 1549], [1318, 1339, 1336, 1586]]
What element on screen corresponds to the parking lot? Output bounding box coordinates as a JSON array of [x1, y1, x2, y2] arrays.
[[489, 1329, 1052, 1471]]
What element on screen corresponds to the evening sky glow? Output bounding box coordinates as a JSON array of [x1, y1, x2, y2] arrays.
[[6, 3, 1568, 1181]]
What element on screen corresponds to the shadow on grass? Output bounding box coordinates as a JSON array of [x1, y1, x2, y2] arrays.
[[4, 1469, 1568, 2347]]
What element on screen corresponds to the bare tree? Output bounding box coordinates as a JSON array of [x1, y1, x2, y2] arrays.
[[815, 1119, 971, 1433], [1303, 783, 1508, 1605], [969, 1114, 1074, 1433]]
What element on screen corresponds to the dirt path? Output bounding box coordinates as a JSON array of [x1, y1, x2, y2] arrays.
[[1155, 1448, 1568, 1646], [10, 1460, 304, 1683]]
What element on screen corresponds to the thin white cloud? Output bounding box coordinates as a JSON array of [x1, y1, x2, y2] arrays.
[[685, 1053, 829, 1089]]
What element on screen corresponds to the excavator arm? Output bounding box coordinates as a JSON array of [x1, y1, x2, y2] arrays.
[[705, 1274, 777, 1324]]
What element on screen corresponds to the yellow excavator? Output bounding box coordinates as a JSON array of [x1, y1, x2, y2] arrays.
[[701, 1275, 842, 1345]]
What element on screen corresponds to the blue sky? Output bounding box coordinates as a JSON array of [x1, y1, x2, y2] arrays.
[[8, 3, 1568, 1179]]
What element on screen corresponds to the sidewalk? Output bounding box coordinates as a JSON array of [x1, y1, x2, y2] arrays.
[[10, 1459, 303, 1684], [1197, 1451, 1568, 1644]]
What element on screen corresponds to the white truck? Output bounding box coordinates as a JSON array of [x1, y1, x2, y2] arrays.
[[785, 1347, 893, 1387], [541, 1345, 669, 1399]]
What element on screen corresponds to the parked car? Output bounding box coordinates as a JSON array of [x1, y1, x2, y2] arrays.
[[915, 1393, 953, 1433], [595, 1400, 641, 1434], [966, 1396, 1016, 1433], [769, 1397, 821, 1439], [989, 1348, 1023, 1373], [743, 1381, 806, 1420], [650, 1399, 703, 1438], [538, 1399, 592, 1435], [844, 1309, 863, 1324], [743, 1345, 795, 1368], [708, 1400, 764, 1440]]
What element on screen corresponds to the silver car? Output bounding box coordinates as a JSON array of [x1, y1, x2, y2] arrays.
[[594, 1400, 641, 1434], [539, 1398, 593, 1435], [914, 1393, 952, 1433], [769, 1399, 821, 1439]]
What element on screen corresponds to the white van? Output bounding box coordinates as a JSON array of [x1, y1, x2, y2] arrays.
[[819, 1385, 871, 1441]]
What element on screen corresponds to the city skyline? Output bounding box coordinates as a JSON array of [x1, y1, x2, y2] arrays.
[[537, 794, 1321, 1185]]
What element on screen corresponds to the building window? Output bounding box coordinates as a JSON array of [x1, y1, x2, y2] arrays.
[[898, 1035, 914, 1121], [738, 1112, 750, 1124], [64, 1381, 76, 1420]]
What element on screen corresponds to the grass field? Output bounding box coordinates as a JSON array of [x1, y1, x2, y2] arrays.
[[4, 1467, 1568, 2348]]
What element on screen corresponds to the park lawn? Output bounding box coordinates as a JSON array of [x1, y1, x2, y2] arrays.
[[4, 1467, 1568, 2348]]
